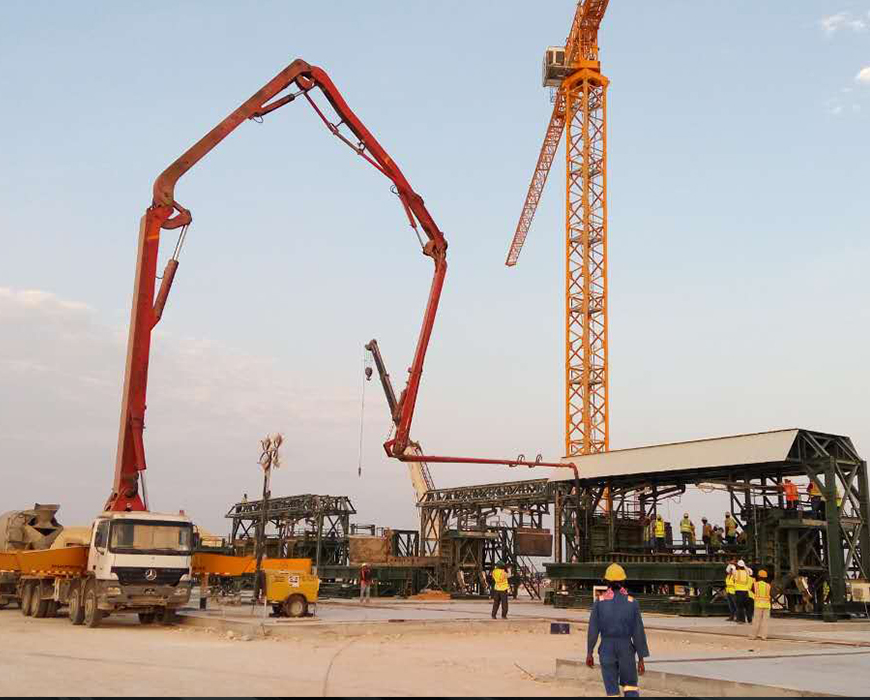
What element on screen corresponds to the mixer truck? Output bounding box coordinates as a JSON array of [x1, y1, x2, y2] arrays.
[[0, 504, 64, 609], [0, 509, 194, 627]]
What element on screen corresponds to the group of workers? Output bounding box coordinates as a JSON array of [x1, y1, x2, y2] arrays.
[[782, 477, 841, 519], [724, 559, 772, 641], [585, 559, 777, 696], [646, 478, 841, 556], [646, 511, 742, 553]]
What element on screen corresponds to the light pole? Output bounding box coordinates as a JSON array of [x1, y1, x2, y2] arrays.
[[253, 433, 282, 605]]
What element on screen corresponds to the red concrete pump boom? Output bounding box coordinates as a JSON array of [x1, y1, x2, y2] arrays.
[[108, 59, 573, 512], [107, 59, 449, 511]]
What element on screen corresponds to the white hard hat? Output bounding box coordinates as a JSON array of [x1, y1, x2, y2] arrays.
[[737, 559, 746, 567], [726, 565, 735, 573]]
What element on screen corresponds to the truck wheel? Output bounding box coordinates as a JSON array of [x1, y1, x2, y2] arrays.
[[83, 583, 103, 628], [46, 600, 58, 618], [28, 586, 44, 617], [33, 594, 50, 619], [68, 585, 85, 625], [20, 582, 34, 617], [158, 608, 176, 626], [138, 612, 155, 625], [283, 594, 307, 618]]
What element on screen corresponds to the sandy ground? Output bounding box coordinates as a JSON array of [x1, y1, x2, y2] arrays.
[[0, 605, 826, 697]]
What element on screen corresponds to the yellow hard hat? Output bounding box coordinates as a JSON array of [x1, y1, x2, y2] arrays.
[[604, 563, 627, 582]]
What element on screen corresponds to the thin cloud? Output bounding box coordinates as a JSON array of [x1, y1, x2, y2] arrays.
[[0, 287, 355, 444], [857, 66, 870, 84], [821, 11, 868, 35]]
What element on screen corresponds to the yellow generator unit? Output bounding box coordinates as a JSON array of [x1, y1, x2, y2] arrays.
[[265, 569, 320, 618]]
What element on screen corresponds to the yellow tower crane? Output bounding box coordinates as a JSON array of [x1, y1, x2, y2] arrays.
[[507, 1, 611, 458]]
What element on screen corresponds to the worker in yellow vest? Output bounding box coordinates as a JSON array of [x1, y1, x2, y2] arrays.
[[679, 513, 692, 551], [732, 560, 753, 624], [491, 560, 510, 619], [749, 570, 772, 640], [746, 571, 755, 624], [807, 481, 823, 518], [654, 515, 666, 552], [724, 563, 737, 621], [724, 513, 738, 546]]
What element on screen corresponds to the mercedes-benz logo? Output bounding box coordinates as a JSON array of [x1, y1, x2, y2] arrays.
[[144, 569, 158, 581]]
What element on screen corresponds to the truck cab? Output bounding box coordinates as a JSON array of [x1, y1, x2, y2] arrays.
[[85, 511, 193, 622]]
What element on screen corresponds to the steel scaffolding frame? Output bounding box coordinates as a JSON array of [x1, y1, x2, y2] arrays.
[[418, 479, 551, 596], [547, 430, 869, 617], [226, 494, 356, 567]]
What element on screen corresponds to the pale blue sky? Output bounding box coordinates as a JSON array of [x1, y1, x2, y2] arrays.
[[1, 2, 868, 533]]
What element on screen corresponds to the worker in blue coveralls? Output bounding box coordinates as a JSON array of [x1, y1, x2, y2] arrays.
[[586, 563, 650, 697]]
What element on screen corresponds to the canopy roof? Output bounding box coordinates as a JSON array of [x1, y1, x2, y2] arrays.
[[547, 429, 855, 484]]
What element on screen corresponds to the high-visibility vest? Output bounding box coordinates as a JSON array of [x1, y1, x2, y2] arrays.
[[703, 524, 713, 538], [725, 574, 736, 595], [492, 568, 509, 592], [680, 518, 692, 533], [754, 580, 771, 609], [783, 482, 798, 501], [725, 518, 737, 535], [655, 520, 666, 538], [808, 482, 822, 497], [732, 569, 752, 591]]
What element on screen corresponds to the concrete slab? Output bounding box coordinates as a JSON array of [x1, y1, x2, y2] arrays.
[[556, 657, 845, 697], [645, 650, 870, 697]]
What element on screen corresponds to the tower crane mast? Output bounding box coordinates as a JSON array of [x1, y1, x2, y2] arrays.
[[507, 1, 611, 458]]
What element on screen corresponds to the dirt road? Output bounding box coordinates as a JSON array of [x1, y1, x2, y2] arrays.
[[0, 606, 795, 697], [0, 609, 599, 696]]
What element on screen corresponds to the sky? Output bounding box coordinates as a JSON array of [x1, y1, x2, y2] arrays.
[[1, 2, 868, 536]]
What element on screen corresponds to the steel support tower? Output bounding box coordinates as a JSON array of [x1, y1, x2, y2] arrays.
[[564, 68, 609, 456]]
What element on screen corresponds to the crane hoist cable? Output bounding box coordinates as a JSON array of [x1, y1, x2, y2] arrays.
[[357, 347, 372, 478]]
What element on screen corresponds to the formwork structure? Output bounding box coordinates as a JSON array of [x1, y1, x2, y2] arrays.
[[545, 429, 870, 618], [419, 479, 554, 597], [226, 494, 355, 568]]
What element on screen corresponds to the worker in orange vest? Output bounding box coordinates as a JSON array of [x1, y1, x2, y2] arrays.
[[782, 479, 799, 513], [749, 570, 772, 641]]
